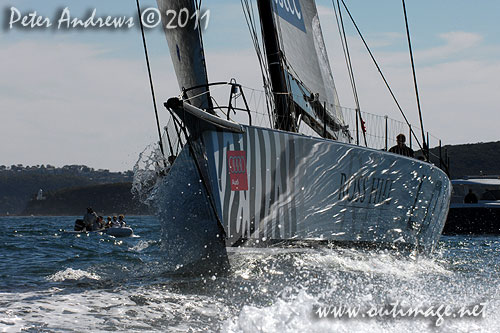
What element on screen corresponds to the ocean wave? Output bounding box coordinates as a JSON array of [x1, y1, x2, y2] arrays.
[[0, 286, 229, 332]]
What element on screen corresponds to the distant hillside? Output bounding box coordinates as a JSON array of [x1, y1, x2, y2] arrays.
[[0, 165, 132, 215], [2, 141, 500, 215], [428, 141, 500, 179], [22, 182, 151, 216]]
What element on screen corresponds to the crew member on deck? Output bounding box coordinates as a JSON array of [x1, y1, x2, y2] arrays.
[[389, 134, 414, 158], [464, 189, 478, 204]]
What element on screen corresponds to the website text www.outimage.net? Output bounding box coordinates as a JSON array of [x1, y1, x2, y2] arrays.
[[313, 301, 487, 327]]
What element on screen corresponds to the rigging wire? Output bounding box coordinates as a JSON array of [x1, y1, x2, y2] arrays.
[[134, 0, 166, 160], [339, 0, 423, 151], [240, 0, 274, 127], [333, 0, 367, 147], [401, 0, 428, 159]]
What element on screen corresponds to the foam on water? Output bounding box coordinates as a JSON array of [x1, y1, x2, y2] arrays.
[[129, 240, 156, 252], [293, 248, 451, 278], [1, 217, 499, 332], [2, 246, 498, 332], [222, 246, 500, 332], [47, 268, 101, 282], [223, 291, 500, 333], [0, 286, 231, 332]]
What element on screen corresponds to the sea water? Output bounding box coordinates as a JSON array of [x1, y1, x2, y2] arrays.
[[0, 216, 499, 332]]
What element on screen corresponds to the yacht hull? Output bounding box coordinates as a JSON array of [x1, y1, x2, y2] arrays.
[[203, 126, 450, 253], [162, 104, 451, 257]]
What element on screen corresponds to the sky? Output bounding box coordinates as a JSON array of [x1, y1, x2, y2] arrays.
[[1, 0, 499, 171]]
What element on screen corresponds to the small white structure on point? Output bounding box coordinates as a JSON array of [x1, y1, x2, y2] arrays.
[[36, 189, 45, 201]]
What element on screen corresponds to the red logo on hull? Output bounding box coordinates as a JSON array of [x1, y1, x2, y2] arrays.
[[227, 151, 248, 191]]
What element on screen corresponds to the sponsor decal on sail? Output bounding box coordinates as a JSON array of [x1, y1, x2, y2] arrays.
[[228, 151, 248, 191], [272, 0, 306, 33]]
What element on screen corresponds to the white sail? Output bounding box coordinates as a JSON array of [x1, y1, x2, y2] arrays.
[[156, 0, 211, 110], [271, 0, 347, 139]]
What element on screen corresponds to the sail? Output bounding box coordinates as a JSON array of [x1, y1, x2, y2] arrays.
[[156, 0, 211, 111], [269, 0, 349, 141]]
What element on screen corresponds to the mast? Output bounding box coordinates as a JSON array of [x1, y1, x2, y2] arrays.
[[250, 0, 351, 141], [156, 0, 213, 112], [256, 0, 295, 132]]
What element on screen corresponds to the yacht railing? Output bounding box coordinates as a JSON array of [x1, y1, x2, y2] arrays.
[[160, 82, 450, 175]]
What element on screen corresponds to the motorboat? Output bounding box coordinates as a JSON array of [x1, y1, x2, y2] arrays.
[[443, 176, 500, 235]]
